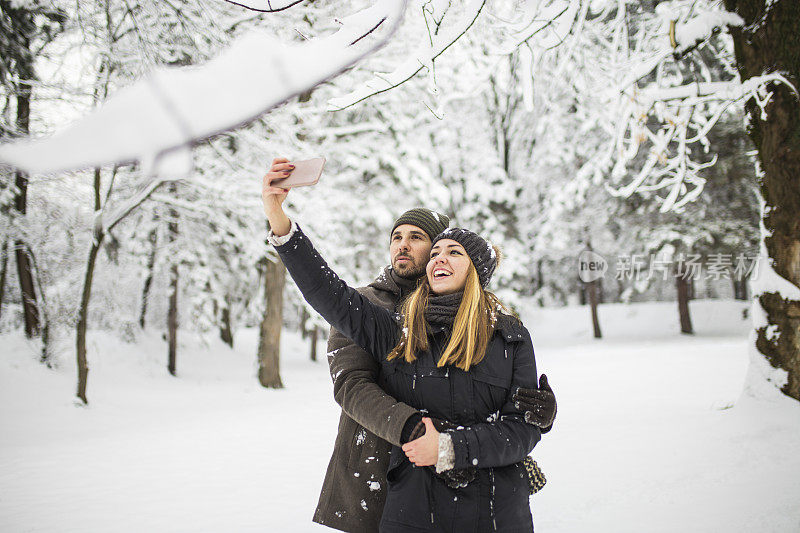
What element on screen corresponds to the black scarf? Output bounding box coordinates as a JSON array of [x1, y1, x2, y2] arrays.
[[424, 291, 464, 327]]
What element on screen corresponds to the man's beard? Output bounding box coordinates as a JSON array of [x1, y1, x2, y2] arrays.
[[392, 257, 426, 279]]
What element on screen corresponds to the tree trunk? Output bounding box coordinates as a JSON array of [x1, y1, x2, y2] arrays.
[[14, 238, 39, 337], [139, 227, 157, 329], [676, 262, 694, 335], [725, 0, 800, 401], [310, 326, 318, 362], [257, 257, 285, 388], [220, 303, 233, 348], [167, 193, 179, 376], [76, 229, 103, 404], [300, 307, 309, 339], [587, 280, 602, 338], [535, 258, 544, 298], [0, 238, 7, 320], [13, 70, 40, 338], [75, 168, 105, 404], [733, 277, 749, 300]]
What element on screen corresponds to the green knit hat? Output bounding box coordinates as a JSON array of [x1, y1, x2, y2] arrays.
[[391, 208, 450, 241]]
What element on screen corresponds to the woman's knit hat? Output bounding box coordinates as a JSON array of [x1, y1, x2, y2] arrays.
[[392, 208, 450, 241], [432, 228, 497, 287]]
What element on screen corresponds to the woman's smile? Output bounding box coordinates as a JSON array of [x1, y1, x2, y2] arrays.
[[427, 239, 469, 294]]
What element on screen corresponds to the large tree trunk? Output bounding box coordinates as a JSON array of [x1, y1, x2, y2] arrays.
[[725, 0, 800, 401], [257, 257, 285, 388], [166, 190, 179, 376], [139, 227, 157, 329], [75, 168, 105, 404]]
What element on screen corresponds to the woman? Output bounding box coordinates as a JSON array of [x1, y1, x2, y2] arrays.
[[263, 161, 541, 532]]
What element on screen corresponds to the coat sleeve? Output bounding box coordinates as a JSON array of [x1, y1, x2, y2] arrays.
[[270, 224, 398, 364], [327, 324, 419, 447], [447, 327, 542, 470]]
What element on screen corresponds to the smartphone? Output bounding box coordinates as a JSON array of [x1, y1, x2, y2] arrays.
[[272, 157, 326, 188]]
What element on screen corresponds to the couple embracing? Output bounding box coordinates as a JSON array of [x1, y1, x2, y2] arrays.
[[263, 158, 556, 532]]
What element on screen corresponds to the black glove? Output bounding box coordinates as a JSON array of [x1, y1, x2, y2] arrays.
[[512, 374, 556, 432]]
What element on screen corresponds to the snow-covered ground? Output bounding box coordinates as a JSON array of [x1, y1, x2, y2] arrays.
[[1, 300, 799, 532]]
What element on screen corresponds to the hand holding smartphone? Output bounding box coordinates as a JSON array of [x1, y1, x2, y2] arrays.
[[272, 157, 326, 188]]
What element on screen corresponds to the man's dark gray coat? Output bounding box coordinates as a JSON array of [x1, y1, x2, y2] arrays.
[[313, 266, 418, 532]]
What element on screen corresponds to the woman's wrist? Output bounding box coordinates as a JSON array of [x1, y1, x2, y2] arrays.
[[266, 206, 291, 237]]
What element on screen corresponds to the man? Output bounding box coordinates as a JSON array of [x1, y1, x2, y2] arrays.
[[312, 208, 556, 533]]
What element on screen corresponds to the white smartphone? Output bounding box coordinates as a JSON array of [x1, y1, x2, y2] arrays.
[[272, 157, 326, 188]]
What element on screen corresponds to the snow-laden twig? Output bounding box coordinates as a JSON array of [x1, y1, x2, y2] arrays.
[[0, 0, 409, 177], [327, 0, 485, 111], [220, 0, 304, 13], [102, 176, 172, 233]]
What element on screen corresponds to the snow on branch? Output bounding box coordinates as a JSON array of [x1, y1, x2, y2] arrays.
[[606, 71, 799, 212], [655, 3, 744, 56], [327, 0, 486, 111], [596, 0, 797, 213], [0, 0, 408, 178]]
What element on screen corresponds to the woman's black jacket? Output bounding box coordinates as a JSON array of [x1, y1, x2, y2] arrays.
[[273, 225, 541, 533]]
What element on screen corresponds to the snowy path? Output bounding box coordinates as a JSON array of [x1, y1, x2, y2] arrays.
[[1, 301, 799, 532]]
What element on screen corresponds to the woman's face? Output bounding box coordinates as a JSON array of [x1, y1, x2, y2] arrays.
[[426, 239, 471, 295]]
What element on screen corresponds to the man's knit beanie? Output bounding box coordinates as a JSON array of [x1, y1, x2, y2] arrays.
[[432, 228, 497, 288], [392, 208, 450, 241]]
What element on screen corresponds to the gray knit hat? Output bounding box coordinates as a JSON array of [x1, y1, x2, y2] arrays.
[[432, 228, 497, 287], [392, 208, 450, 241]]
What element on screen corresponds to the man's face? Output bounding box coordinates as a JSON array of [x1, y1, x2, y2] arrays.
[[390, 224, 432, 279]]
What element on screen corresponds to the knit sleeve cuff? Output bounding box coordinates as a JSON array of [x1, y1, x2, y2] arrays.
[[435, 432, 455, 473], [266, 219, 298, 246]]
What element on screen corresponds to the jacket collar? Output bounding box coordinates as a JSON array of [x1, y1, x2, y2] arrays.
[[494, 313, 527, 341], [368, 265, 420, 300]]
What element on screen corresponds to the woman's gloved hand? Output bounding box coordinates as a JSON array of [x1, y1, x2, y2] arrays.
[[512, 374, 556, 432]]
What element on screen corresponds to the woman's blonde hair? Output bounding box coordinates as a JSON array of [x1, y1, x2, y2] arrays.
[[387, 257, 511, 371]]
